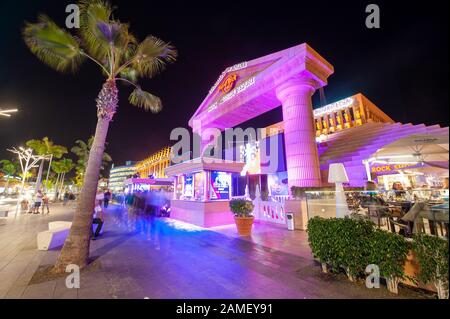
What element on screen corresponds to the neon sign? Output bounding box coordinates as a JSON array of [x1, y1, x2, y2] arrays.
[[209, 62, 248, 95], [219, 74, 238, 94], [208, 77, 256, 112], [313, 97, 354, 117]]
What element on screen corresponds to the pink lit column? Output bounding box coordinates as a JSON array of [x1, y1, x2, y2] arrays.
[[276, 78, 322, 189]]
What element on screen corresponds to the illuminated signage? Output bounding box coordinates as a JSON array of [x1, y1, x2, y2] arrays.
[[268, 172, 289, 196], [240, 142, 261, 175], [209, 62, 248, 95], [184, 174, 194, 197], [314, 97, 354, 117], [219, 74, 238, 94], [210, 171, 231, 200], [371, 163, 417, 174], [208, 77, 256, 112]]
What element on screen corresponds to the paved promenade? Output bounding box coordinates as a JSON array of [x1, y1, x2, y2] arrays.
[[0, 203, 430, 299]]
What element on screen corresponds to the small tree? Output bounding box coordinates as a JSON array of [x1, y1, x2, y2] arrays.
[[229, 199, 254, 217], [0, 159, 19, 193], [26, 137, 67, 191], [413, 233, 449, 299], [368, 229, 410, 294]]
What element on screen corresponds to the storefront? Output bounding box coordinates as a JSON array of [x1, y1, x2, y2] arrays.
[[165, 158, 244, 227]]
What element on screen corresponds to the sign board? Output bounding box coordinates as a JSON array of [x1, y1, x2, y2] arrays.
[[184, 174, 194, 197], [210, 171, 231, 200]]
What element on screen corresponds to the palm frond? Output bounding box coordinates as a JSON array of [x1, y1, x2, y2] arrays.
[[78, 0, 113, 61], [131, 36, 177, 78], [23, 15, 84, 73], [129, 88, 162, 113], [119, 67, 138, 82], [79, 0, 137, 68]]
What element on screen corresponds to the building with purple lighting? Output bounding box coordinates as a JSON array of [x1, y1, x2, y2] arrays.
[[166, 43, 448, 227]]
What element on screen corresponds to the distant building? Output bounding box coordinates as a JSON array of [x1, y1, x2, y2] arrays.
[[136, 147, 171, 179], [108, 161, 136, 192]]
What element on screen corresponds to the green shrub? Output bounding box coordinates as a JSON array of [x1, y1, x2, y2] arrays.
[[413, 233, 449, 295], [307, 217, 374, 278], [368, 229, 410, 281], [229, 199, 254, 217], [307, 217, 336, 266]]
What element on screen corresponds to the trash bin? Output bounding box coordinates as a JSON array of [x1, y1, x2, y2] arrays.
[[286, 212, 295, 230]]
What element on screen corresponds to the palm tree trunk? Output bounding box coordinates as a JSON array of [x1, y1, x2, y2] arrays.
[[54, 173, 61, 200], [4, 177, 10, 194], [59, 172, 66, 196], [35, 159, 45, 192], [54, 79, 117, 272], [54, 117, 110, 271]]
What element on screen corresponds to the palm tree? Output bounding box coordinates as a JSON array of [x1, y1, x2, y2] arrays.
[[59, 158, 75, 196], [72, 136, 112, 185], [23, 0, 177, 272], [0, 159, 19, 193], [26, 137, 68, 191], [52, 158, 75, 199]]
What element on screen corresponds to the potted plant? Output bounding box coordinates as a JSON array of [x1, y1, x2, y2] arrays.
[[229, 198, 255, 236], [413, 233, 449, 299]]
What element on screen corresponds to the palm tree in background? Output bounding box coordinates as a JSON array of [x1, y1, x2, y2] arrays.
[[26, 137, 68, 191], [0, 159, 20, 193], [72, 136, 112, 186], [52, 158, 75, 198], [23, 0, 177, 271]]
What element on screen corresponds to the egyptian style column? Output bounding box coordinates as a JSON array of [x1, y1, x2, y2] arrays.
[[276, 77, 322, 188]]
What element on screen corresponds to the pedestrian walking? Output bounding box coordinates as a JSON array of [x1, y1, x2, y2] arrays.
[[42, 193, 50, 214], [103, 189, 111, 208], [63, 191, 69, 206], [32, 190, 43, 214]]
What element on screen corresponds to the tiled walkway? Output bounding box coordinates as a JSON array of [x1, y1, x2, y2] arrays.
[[0, 203, 430, 299]]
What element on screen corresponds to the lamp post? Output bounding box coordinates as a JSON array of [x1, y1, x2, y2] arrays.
[[0, 108, 18, 118], [328, 163, 350, 218], [7, 147, 45, 217]]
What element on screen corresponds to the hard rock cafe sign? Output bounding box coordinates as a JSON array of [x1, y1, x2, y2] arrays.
[[218, 74, 238, 94]]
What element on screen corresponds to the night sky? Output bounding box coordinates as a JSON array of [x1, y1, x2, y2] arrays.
[[0, 0, 448, 170]]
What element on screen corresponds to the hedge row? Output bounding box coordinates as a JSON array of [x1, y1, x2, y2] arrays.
[[307, 217, 449, 298]]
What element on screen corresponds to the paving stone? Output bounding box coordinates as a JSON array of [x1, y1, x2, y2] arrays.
[[0, 203, 431, 299]]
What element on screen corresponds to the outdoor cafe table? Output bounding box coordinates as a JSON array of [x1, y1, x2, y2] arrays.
[[425, 203, 449, 237]]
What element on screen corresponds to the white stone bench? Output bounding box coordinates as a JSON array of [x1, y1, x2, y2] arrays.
[[49, 220, 103, 234], [0, 217, 6, 226], [37, 227, 70, 250], [0, 205, 10, 218]]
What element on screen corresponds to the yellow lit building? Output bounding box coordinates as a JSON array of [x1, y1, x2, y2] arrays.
[[313, 93, 394, 136], [136, 147, 171, 178]]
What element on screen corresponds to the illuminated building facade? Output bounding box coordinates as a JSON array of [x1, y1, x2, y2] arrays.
[[165, 43, 448, 228], [187, 43, 448, 194], [313, 93, 394, 136], [136, 147, 171, 179], [108, 161, 136, 192]]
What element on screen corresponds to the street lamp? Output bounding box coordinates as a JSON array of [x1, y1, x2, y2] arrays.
[[0, 108, 18, 118], [7, 147, 45, 217]]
